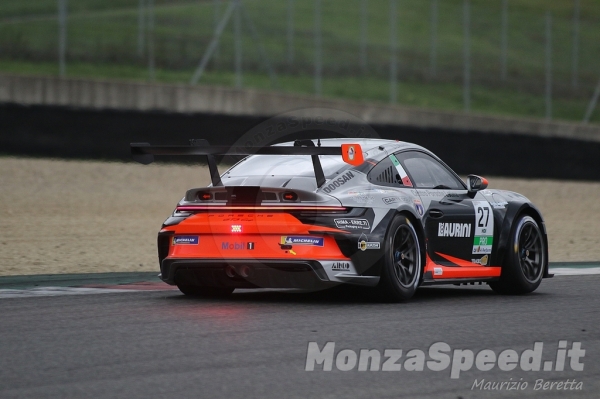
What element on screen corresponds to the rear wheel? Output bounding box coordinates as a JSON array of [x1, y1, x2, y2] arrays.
[[177, 285, 235, 297], [490, 215, 545, 295], [378, 215, 423, 302]]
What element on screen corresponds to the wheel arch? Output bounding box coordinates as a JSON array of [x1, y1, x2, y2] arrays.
[[394, 210, 427, 271], [496, 203, 550, 277]]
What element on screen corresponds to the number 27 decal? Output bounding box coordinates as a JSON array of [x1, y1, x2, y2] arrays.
[[473, 201, 494, 255], [477, 207, 490, 228]]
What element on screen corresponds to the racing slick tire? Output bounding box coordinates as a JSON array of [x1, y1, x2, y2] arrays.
[[377, 215, 423, 302], [177, 285, 235, 297], [489, 215, 545, 295]]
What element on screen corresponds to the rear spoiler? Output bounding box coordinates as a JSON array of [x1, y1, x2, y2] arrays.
[[130, 139, 364, 188]]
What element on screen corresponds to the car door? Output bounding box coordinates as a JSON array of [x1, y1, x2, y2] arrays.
[[395, 151, 493, 266]]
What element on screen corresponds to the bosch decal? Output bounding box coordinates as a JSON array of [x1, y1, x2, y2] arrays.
[[358, 233, 380, 251]]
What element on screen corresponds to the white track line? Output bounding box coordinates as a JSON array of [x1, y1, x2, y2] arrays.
[[550, 267, 600, 276], [0, 286, 141, 299]]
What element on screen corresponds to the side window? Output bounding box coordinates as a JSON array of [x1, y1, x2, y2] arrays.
[[367, 157, 404, 187], [397, 151, 464, 190]]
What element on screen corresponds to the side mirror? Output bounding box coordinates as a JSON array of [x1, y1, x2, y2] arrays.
[[467, 174, 488, 195]]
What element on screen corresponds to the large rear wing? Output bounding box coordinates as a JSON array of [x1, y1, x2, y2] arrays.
[[130, 139, 364, 188]]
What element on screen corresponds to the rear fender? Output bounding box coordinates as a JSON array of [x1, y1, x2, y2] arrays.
[[357, 208, 423, 277]]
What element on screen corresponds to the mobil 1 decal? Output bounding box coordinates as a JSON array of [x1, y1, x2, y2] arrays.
[[472, 201, 494, 255]]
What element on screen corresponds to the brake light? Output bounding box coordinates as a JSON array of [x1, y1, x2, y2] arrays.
[[176, 205, 347, 213], [282, 192, 298, 201], [231, 225, 242, 233], [198, 192, 212, 201]]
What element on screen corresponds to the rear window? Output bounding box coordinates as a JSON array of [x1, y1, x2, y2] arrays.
[[225, 155, 346, 178]]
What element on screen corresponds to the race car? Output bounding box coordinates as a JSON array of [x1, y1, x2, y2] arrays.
[[131, 138, 550, 301]]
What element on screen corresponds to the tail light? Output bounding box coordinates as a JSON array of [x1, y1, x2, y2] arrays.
[[282, 192, 298, 201], [175, 205, 348, 214], [198, 192, 212, 201]]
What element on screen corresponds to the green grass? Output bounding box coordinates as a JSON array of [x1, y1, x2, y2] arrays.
[[1, 0, 599, 123]]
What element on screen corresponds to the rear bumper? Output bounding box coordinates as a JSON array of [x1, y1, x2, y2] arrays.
[[161, 258, 380, 289]]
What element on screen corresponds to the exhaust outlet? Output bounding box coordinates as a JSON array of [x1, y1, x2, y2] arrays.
[[238, 265, 251, 278], [225, 265, 237, 278]]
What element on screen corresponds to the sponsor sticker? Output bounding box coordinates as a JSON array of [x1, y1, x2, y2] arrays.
[[414, 199, 424, 216], [471, 254, 489, 265], [438, 223, 471, 238], [358, 233, 380, 251], [411, 189, 460, 198], [322, 171, 355, 194], [332, 262, 351, 271], [473, 236, 493, 254], [490, 201, 508, 209], [334, 218, 370, 230], [172, 236, 199, 245], [382, 196, 399, 205], [434, 267, 443, 276], [347, 146, 355, 161], [349, 189, 396, 195], [353, 195, 374, 205], [472, 201, 494, 255], [358, 241, 381, 251], [221, 242, 255, 250], [280, 236, 324, 247]]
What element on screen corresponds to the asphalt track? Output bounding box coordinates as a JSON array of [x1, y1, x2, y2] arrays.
[[1, 268, 599, 399]]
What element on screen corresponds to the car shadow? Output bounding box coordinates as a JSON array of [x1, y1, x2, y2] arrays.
[[162, 282, 546, 306]]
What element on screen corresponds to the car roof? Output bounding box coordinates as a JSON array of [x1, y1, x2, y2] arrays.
[[223, 138, 441, 182], [276, 138, 428, 161]]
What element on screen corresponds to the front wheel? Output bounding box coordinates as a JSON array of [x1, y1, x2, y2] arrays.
[[490, 215, 546, 295], [378, 215, 423, 302], [177, 285, 235, 297]]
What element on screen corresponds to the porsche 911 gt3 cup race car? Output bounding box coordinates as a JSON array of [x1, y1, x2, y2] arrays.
[[131, 138, 550, 301]]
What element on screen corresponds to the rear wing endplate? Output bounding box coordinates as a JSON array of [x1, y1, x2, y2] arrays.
[[130, 139, 364, 188]]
